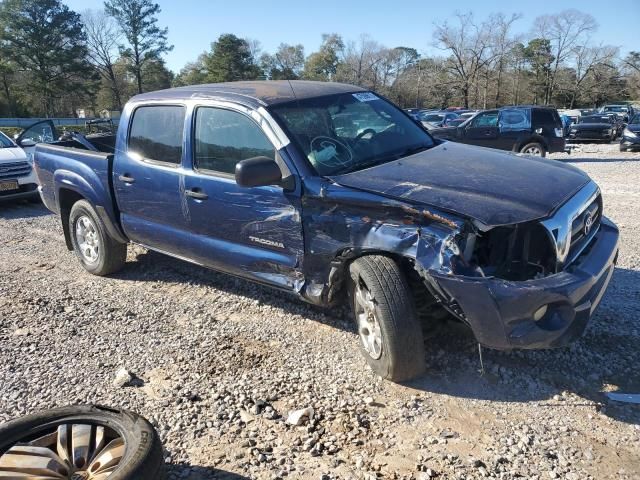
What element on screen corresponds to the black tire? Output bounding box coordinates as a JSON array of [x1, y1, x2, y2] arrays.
[[69, 199, 126, 275], [348, 255, 426, 382], [0, 405, 165, 480], [620, 145, 627, 152], [519, 142, 546, 157]]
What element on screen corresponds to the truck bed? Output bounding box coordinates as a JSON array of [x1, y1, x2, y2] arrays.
[[35, 141, 115, 218]]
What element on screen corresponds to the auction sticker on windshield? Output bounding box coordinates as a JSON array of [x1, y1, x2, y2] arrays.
[[352, 92, 379, 102]]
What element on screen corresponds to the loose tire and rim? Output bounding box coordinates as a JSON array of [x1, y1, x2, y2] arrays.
[[520, 142, 546, 157], [69, 200, 126, 276], [349, 255, 426, 382], [0, 405, 164, 480]]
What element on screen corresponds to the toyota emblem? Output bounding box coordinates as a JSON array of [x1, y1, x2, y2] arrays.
[[584, 212, 595, 236]]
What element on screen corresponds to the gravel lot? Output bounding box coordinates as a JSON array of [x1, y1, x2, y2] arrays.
[[1, 143, 639, 479]]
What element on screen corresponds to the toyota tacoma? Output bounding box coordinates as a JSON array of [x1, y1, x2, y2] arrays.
[[33, 81, 619, 381]]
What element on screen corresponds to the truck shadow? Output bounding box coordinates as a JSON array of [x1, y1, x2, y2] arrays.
[[166, 464, 249, 479], [406, 266, 640, 425], [116, 249, 638, 424], [114, 248, 354, 333], [0, 200, 51, 219]]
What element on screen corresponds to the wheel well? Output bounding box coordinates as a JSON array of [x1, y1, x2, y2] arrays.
[[517, 136, 547, 152], [340, 252, 451, 328], [58, 188, 85, 250]]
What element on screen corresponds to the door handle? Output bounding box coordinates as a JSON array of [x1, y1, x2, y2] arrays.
[[118, 174, 135, 183], [185, 189, 208, 200]]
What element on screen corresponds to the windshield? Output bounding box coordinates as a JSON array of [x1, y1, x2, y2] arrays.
[[0, 132, 16, 148], [420, 113, 445, 122], [603, 106, 627, 113], [270, 92, 434, 176], [580, 116, 611, 124]]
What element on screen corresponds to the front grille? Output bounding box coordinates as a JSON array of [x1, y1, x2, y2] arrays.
[[0, 161, 31, 180], [568, 194, 602, 262], [574, 130, 609, 138]]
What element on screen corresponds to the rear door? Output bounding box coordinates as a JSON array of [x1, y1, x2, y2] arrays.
[[498, 108, 531, 150], [113, 104, 190, 254], [181, 104, 304, 290], [461, 110, 499, 148]]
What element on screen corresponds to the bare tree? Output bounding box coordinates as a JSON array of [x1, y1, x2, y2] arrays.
[[490, 13, 522, 106], [433, 12, 500, 108], [566, 44, 618, 107], [82, 9, 124, 109], [533, 9, 597, 104]]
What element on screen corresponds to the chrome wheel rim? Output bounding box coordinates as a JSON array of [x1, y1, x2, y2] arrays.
[[75, 216, 100, 263], [354, 282, 383, 360], [523, 146, 542, 156], [0, 423, 124, 479]]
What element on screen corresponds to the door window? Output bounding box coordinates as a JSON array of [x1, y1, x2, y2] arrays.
[[128, 105, 186, 164], [469, 111, 498, 128], [19, 121, 57, 143], [194, 107, 275, 175]]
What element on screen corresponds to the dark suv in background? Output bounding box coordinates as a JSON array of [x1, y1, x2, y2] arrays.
[[429, 106, 565, 157]]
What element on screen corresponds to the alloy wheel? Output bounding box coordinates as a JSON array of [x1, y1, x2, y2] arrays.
[[354, 281, 383, 360], [75, 215, 100, 263], [0, 423, 124, 479], [523, 146, 543, 156]]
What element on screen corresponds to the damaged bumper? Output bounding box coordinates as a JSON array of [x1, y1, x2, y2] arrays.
[[430, 217, 619, 350]]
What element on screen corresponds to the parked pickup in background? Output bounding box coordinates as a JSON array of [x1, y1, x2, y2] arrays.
[[33, 81, 619, 381]]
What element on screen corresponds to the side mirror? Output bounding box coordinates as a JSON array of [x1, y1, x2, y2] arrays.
[[19, 139, 36, 147], [235, 156, 282, 188]]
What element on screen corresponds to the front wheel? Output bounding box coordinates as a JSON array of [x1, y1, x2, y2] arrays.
[[348, 255, 426, 382], [520, 142, 546, 157], [69, 200, 126, 276]]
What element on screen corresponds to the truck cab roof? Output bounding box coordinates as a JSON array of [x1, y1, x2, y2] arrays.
[[131, 80, 367, 108]]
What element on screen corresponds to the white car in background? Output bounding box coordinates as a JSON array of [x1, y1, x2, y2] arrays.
[[0, 130, 39, 202]]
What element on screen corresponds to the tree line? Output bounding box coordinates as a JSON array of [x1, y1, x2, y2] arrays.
[[1, 0, 639, 118]]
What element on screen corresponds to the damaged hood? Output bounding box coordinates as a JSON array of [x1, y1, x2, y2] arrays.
[[329, 142, 590, 226]]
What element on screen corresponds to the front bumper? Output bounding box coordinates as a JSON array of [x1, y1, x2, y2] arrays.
[[547, 137, 566, 154], [567, 131, 612, 141], [0, 167, 39, 202], [620, 135, 640, 149], [431, 217, 619, 350]]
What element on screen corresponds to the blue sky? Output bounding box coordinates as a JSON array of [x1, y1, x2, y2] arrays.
[[65, 0, 640, 73]]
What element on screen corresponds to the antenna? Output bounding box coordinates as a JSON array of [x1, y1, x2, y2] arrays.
[[287, 79, 298, 102]]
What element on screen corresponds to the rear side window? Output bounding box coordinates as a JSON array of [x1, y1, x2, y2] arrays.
[[129, 106, 186, 164], [499, 109, 531, 132], [194, 107, 275, 175], [532, 109, 559, 127]]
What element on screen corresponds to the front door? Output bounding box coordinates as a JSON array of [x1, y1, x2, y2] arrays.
[[462, 110, 499, 148], [16, 120, 59, 160], [181, 105, 304, 290], [113, 104, 190, 254]]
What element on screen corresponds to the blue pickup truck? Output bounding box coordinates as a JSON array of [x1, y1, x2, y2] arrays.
[[32, 81, 619, 381]]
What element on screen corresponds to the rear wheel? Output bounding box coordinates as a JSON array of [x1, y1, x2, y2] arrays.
[[520, 142, 546, 157], [69, 200, 126, 276], [348, 255, 426, 382]]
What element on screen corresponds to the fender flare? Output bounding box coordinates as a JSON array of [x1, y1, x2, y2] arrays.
[[54, 170, 128, 246]]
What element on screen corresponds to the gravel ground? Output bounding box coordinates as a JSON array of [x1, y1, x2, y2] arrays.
[[1, 143, 639, 480]]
